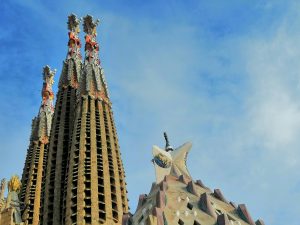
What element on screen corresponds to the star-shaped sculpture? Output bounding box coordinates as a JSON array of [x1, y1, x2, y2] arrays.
[[152, 135, 192, 183]]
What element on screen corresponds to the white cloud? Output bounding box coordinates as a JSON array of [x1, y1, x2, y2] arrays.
[[109, 7, 300, 224]]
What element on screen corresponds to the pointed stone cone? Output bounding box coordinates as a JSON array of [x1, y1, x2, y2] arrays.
[[186, 181, 199, 196], [196, 179, 206, 187], [136, 194, 147, 211], [217, 214, 230, 225], [152, 207, 164, 225], [237, 204, 255, 225], [256, 219, 265, 225], [164, 174, 177, 182], [178, 174, 190, 184], [230, 201, 237, 209], [195, 179, 211, 191], [159, 181, 168, 192], [156, 190, 166, 209], [198, 193, 217, 218], [213, 189, 228, 203]]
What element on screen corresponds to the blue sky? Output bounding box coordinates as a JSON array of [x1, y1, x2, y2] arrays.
[[1, 0, 300, 224]]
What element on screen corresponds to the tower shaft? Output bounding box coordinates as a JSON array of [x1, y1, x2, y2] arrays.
[[39, 14, 128, 225], [42, 14, 82, 225], [63, 15, 128, 225], [65, 97, 128, 225], [20, 66, 56, 225], [42, 87, 77, 225]]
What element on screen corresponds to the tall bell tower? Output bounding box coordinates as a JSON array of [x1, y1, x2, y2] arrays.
[[42, 14, 82, 225], [41, 14, 128, 225], [64, 15, 128, 225], [20, 66, 56, 225]]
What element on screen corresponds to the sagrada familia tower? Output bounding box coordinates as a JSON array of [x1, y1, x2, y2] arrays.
[[0, 14, 264, 225]]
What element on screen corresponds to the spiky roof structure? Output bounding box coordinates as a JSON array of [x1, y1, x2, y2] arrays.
[[123, 135, 264, 225]]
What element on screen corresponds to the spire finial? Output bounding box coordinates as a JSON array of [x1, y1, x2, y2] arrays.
[[164, 132, 173, 152], [42, 65, 55, 107], [83, 15, 100, 36], [68, 13, 81, 34], [39, 66, 56, 141], [43, 65, 56, 85]]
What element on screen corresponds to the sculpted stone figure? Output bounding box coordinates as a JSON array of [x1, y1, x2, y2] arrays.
[[80, 14, 110, 101], [67, 14, 81, 60]]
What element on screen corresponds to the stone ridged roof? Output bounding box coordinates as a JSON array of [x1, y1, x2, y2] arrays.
[[123, 140, 264, 225]]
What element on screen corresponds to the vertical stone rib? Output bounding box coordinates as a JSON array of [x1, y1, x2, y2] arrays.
[[108, 110, 128, 212], [90, 98, 99, 224], [52, 88, 68, 225], [20, 144, 34, 204], [39, 143, 49, 222], [23, 143, 39, 224], [95, 100, 106, 223], [65, 103, 82, 225], [105, 104, 123, 222], [102, 103, 118, 222], [32, 143, 45, 225], [78, 98, 88, 225], [98, 101, 113, 222], [43, 90, 63, 225]]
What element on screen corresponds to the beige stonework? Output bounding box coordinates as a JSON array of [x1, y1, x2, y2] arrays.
[[123, 140, 264, 225], [20, 66, 56, 225], [42, 14, 128, 225], [42, 14, 82, 225]]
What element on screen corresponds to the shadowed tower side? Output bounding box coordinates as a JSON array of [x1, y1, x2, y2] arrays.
[[20, 66, 56, 225], [42, 14, 82, 225], [64, 15, 128, 225]]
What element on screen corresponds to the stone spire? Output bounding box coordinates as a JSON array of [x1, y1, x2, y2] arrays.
[[79, 15, 109, 102], [42, 14, 82, 225], [20, 66, 55, 225], [63, 15, 128, 225], [59, 13, 82, 88], [34, 65, 55, 143]]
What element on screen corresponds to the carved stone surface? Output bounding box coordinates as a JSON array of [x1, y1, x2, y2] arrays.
[[74, 15, 110, 103], [237, 204, 255, 225], [213, 189, 228, 203], [128, 138, 261, 225], [152, 142, 192, 183], [42, 15, 128, 225], [217, 214, 230, 225], [59, 14, 82, 88], [199, 193, 217, 218], [19, 66, 56, 225], [187, 181, 200, 196]]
